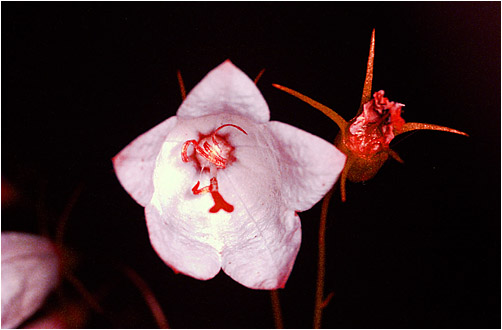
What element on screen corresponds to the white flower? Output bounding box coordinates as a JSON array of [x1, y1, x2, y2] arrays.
[[1, 232, 60, 328], [113, 60, 346, 289]]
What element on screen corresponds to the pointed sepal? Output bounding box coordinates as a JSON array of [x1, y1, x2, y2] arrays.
[[396, 122, 469, 137], [272, 84, 348, 132]]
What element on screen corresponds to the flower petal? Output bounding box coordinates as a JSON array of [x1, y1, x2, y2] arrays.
[[147, 113, 295, 286], [266, 121, 347, 211], [145, 203, 222, 280], [176, 60, 270, 123], [220, 195, 302, 290], [113, 116, 178, 206], [212, 122, 301, 289], [1, 232, 60, 329], [145, 115, 251, 279]]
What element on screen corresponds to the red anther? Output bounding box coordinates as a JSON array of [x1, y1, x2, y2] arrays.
[[182, 124, 247, 169], [203, 142, 227, 167], [182, 139, 225, 167], [181, 140, 198, 162]]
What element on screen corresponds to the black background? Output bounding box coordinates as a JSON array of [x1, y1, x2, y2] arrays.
[[2, 2, 500, 328]]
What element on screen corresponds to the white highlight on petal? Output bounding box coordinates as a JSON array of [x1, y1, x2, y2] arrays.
[[145, 203, 222, 280], [113, 116, 178, 206], [1, 232, 60, 329]]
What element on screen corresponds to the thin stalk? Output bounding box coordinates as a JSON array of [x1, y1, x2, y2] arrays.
[[65, 272, 105, 315], [56, 182, 85, 245], [270, 290, 284, 329], [313, 188, 334, 328], [121, 265, 170, 329]]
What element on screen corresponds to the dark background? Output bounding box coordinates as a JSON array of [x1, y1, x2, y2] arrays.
[[2, 2, 500, 328]]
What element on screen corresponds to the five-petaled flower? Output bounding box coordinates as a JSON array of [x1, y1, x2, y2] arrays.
[[113, 60, 346, 289]]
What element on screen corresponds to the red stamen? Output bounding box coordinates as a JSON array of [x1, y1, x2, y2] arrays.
[[203, 142, 227, 167], [182, 124, 246, 213], [181, 140, 198, 162], [182, 139, 227, 167]]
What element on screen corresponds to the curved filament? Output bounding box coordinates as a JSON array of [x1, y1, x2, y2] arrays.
[[212, 124, 248, 146], [181, 140, 198, 162]]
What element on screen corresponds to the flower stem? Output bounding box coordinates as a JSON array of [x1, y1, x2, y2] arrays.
[[121, 265, 170, 329], [313, 188, 334, 328], [270, 290, 284, 328], [56, 182, 85, 245]]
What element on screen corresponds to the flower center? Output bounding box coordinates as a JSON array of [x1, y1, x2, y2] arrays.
[[181, 124, 247, 213]]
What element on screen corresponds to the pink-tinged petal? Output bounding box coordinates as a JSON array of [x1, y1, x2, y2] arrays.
[[144, 116, 248, 279], [113, 116, 178, 206], [192, 118, 301, 289], [147, 113, 291, 285], [145, 204, 222, 280], [266, 121, 347, 211], [186, 117, 301, 290], [1, 232, 60, 329], [176, 60, 270, 123], [114, 61, 346, 290], [220, 190, 302, 290]]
